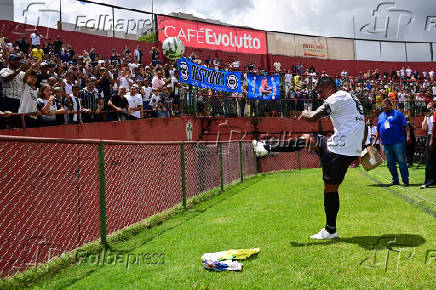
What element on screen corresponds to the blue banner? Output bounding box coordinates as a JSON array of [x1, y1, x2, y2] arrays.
[[178, 58, 241, 93], [247, 73, 281, 100]]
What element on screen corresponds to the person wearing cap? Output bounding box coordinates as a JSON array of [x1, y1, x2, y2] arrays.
[[0, 54, 26, 117], [125, 84, 143, 120]]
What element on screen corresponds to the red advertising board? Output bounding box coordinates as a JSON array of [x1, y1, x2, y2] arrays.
[[158, 15, 267, 54]]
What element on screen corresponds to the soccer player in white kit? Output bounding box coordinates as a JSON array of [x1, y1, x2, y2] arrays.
[[253, 77, 367, 240]]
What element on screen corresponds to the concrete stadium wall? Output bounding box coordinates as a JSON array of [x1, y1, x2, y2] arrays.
[[0, 116, 426, 142]]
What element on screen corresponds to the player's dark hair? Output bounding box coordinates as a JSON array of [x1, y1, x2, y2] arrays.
[[316, 77, 336, 90]]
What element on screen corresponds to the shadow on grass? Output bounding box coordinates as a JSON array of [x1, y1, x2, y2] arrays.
[[290, 234, 426, 250]]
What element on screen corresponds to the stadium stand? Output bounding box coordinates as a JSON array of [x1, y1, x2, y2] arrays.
[[0, 19, 435, 130]]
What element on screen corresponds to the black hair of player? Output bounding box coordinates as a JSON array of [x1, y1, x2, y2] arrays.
[[316, 77, 337, 90]]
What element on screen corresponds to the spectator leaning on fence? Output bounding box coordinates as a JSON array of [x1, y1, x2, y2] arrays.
[[37, 84, 60, 126], [18, 60, 41, 127], [0, 53, 27, 127], [107, 86, 129, 122], [374, 99, 411, 187], [125, 84, 142, 120], [78, 78, 103, 123]]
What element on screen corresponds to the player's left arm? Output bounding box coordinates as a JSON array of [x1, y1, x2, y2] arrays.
[[298, 103, 331, 122]]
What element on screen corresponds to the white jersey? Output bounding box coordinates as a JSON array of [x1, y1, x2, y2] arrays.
[[125, 93, 142, 119], [324, 90, 365, 156]]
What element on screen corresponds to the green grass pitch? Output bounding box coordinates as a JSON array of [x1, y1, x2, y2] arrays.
[[6, 166, 436, 289]]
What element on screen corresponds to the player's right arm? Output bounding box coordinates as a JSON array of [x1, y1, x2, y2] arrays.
[[298, 103, 331, 122]]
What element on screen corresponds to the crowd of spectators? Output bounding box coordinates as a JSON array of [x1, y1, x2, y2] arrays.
[[177, 54, 436, 118], [1, 28, 436, 129], [0, 29, 183, 129]]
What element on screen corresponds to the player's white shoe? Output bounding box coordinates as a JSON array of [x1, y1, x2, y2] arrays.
[[252, 140, 269, 157], [310, 228, 339, 240]]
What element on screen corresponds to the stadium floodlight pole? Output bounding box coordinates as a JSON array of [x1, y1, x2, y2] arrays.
[[76, 0, 153, 15], [112, 7, 115, 38], [59, 0, 62, 30]]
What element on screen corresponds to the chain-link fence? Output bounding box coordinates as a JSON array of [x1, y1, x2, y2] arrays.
[[0, 140, 101, 278], [0, 136, 321, 277]]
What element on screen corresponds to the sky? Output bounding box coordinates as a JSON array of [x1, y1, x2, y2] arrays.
[[7, 0, 436, 61], [10, 0, 436, 42]]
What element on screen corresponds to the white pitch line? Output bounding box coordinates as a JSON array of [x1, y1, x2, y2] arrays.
[[372, 172, 436, 208]]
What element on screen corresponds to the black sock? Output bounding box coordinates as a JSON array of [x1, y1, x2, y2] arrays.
[[324, 191, 339, 234], [268, 137, 306, 152]]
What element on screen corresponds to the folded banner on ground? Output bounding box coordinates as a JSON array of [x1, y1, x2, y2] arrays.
[[178, 57, 242, 93], [247, 73, 280, 100]]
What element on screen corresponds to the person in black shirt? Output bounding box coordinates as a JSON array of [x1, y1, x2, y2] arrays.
[[150, 47, 159, 66], [96, 67, 113, 100], [15, 35, 30, 54], [53, 36, 63, 55], [110, 49, 120, 66], [107, 86, 129, 121], [52, 86, 67, 125], [406, 116, 416, 167]]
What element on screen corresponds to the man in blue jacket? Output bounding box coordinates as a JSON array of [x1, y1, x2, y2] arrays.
[[374, 99, 411, 186]]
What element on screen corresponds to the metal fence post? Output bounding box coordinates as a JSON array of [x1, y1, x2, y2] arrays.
[[180, 143, 187, 208], [98, 142, 107, 247], [254, 149, 258, 175], [297, 151, 302, 170], [219, 143, 224, 191], [239, 141, 244, 183]]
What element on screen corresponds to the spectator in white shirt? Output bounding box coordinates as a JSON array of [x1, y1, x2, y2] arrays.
[[341, 69, 348, 79], [63, 72, 75, 95], [19, 62, 40, 127], [273, 59, 281, 72], [406, 67, 412, 78], [30, 29, 43, 48], [212, 56, 220, 70], [125, 85, 143, 120], [140, 78, 152, 107], [232, 58, 240, 69], [134, 45, 143, 64], [118, 68, 133, 91]]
